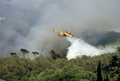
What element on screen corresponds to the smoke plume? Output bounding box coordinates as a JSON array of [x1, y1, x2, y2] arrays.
[[0, 0, 120, 59]]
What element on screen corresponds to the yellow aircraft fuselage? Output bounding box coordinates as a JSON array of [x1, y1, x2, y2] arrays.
[[53, 29, 74, 38]]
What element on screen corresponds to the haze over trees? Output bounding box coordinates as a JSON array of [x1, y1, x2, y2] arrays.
[[81, 30, 120, 47]]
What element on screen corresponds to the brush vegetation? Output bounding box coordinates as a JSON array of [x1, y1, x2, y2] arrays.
[[0, 51, 120, 81]]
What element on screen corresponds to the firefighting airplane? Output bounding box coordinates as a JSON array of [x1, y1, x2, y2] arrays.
[[53, 29, 74, 38]]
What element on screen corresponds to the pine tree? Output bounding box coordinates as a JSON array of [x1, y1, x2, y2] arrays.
[[10, 52, 17, 58], [97, 61, 103, 81], [32, 52, 39, 59], [50, 50, 56, 60], [20, 48, 29, 58]]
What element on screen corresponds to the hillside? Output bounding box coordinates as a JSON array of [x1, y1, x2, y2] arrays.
[[81, 30, 120, 47]]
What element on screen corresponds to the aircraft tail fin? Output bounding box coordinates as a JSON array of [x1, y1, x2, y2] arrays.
[[68, 30, 71, 34], [53, 28, 59, 32]]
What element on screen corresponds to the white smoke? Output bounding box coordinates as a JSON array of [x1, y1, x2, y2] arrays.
[[66, 37, 117, 60], [1, 0, 120, 58]]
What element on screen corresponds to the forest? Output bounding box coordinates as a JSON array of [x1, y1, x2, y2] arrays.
[[1, 50, 120, 81], [1, 0, 120, 81]]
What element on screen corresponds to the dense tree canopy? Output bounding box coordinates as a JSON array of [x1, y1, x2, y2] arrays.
[[0, 51, 120, 81]]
